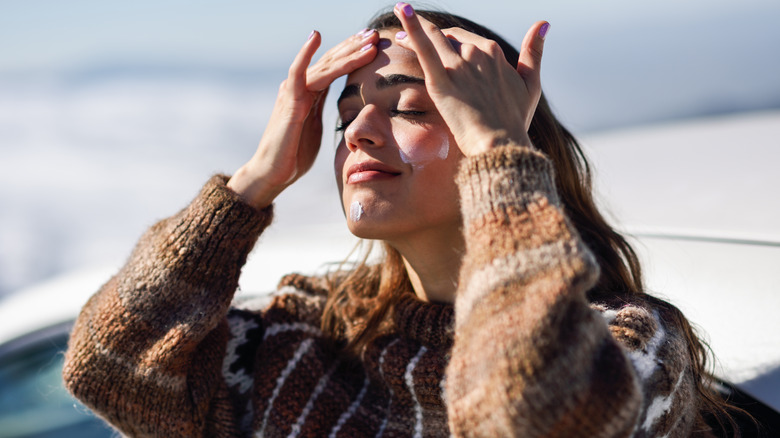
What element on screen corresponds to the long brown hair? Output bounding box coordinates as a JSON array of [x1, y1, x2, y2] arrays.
[[321, 8, 741, 435]]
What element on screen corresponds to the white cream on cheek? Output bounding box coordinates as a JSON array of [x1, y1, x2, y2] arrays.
[[395, 128, 450, 170]]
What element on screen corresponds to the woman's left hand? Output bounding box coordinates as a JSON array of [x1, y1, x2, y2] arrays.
[[392, 3, 548, 155]]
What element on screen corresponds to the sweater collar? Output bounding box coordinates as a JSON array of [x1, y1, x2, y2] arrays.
[[392, 292, 454, 349]]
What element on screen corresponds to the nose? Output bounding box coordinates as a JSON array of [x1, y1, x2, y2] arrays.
[[343, 105, 386, 152]]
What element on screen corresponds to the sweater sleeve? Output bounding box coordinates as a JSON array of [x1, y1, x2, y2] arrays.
[[63, 175, 273, 437], [446, 145, 697, 437]]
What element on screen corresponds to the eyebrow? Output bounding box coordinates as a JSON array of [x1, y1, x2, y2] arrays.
[[377, 74, 425, 89], [337, 74, 426, 104]]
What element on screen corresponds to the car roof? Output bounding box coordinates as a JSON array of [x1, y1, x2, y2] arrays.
[[581, 110, 780, 243]]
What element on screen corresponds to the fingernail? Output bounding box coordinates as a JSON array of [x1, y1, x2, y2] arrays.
[[360, 28, 376, 39], [360, 43, 373, 52], [396, 2, 414, 17], [539, 22, 550, 40], [356, 28, 368, 36], [395, 31, 407, 40], [308, 30, 316, 40]]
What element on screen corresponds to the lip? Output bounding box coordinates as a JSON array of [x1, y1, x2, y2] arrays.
[[346, 161, 402, 184]]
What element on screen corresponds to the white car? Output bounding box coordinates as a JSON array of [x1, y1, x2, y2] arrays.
[[1, 111, 779, 436]]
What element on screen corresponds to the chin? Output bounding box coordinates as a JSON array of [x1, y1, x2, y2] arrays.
[[345, 219, 385, 240]]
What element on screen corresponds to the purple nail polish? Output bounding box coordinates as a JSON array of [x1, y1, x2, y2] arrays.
[[356, 28, 368, 36], [401, 3, 414, 17], [308, 30, 316, 40], [360, 43, 373, 52], [395, 31, 408, 40], [539, 22, 550, 40], [360, 28, 376, 39]]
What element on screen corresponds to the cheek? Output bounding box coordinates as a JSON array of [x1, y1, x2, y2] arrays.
[[334, 140, 348, 194], [394, 126, 451, 167]]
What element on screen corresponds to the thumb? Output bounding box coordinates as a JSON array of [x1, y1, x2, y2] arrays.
[[517, 21, 549, 81]]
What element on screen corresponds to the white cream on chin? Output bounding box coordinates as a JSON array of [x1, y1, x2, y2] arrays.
[[350, 201, 364, 222]]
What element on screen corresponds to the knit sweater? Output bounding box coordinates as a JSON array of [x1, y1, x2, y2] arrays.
[[63, 145, 702, 437]]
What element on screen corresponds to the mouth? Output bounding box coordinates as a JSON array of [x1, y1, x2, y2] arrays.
[[346, 161, 402, 184]]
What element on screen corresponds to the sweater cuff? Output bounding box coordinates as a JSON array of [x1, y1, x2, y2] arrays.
[[456, 145, 558, 226], [195, 173, 274, 240], [145, 174, 274, 286], [201, 173, 273, 225]]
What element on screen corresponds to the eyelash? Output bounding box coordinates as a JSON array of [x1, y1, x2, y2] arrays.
[[335, 119, 352, 132], [335, 110, 426, 132]]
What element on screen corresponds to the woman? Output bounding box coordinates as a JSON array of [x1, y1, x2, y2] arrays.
[[63, 3, 732, 437]]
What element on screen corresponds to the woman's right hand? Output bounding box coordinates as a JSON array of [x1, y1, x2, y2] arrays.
[[228, 29, 379, 209]]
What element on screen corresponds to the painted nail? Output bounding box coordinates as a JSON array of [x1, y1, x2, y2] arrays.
[[360, 28, 376, 39], [539, 22, 550, 40], [308, 30, 316, 40], [395, 31, 408, 40], [360, 43, 373, 52], [401, 3, 414, 17], [356, 28, 368, 36]]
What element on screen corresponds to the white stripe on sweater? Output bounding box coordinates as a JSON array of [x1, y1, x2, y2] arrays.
[[329, 374, 370, 438], [287, 360, 341, 438], [627, 311, 666, 381], [405, 346, 428, 438], [375, 339, 400, 438], [597, 308, 619, 325], [263, 322, 322, 340], [642, 371, 685, 432], [256, 339, 314, 437], [223, 314, 259, 393]]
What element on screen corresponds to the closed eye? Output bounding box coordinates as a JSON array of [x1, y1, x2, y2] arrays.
[[335, 118, 353, 132], [391, 109, 426, 117], [391, 109, 427, 126], [336, 110, 426, 132]]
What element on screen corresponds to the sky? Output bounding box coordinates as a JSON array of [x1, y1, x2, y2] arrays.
[[1, 0, 775, 70], [1, 0, 779, 295], [2, 0, 779, 131]]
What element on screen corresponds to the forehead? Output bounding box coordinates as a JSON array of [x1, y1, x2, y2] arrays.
[[344, 31, 423, 85]]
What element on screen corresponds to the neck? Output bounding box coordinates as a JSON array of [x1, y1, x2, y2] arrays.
[[389, 226, 464, 304]]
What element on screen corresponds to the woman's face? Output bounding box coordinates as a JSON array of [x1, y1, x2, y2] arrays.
[[334, 30, 464, 244]]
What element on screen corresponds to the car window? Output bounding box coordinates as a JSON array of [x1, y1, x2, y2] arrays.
[[0, 324, 113, 438]]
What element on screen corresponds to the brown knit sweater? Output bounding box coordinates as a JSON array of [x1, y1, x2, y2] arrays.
[[63, 145, 700, 437]]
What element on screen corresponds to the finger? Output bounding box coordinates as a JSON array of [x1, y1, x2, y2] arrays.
[[288, 30, 322, 92], [440, 27, 501, 57], [392, 3, 457, 82], [517, 21, 549, 79], [306, 29, 379, 91]]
